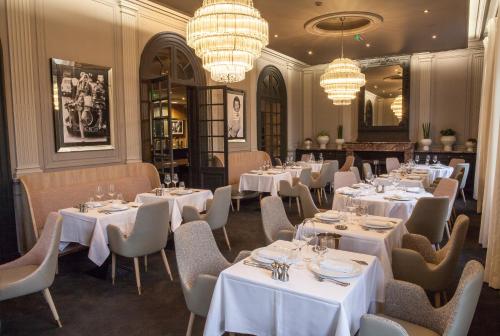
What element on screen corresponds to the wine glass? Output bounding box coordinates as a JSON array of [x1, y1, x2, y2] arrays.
[[108, 183, 116, 200], [95, 185, 104, 202], [172, 173, 179, 189], [365, 173, 374, 185], [315, 235, 329, 260], [116, 193, 124, 203], [415, 154, 420, 164], [164, 174, 171, 188], [179, 181, 185, 190], [425, 155, 431, 165], [345, 197, 357, 224], [432, 155, 438, 165], [301, 219, 316, 261]]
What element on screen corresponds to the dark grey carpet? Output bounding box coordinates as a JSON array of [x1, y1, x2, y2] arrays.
[[0, 194, 499, 335]]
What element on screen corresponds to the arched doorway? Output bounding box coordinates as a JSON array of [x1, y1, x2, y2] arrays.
[[257, 65, 287, 161]]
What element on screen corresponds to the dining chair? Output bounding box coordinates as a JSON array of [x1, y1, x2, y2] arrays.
[[350, 166, 361, 183], [107, 200, 173, 295], [310, 162, 334, 205], [324, 160, 339, 192], [449, 158, 465, 168], [174, 220, 251, 336], [392, 215, 469, 307], [433, 178, 459, 237], [0, 213, 63, 327], [300, 154, 311, 162], [260, 196, 295, 244], [453, 163, 469, 205], [333, 171, 357, 191], [297, 183, 321, 218], [279, 168, 312, 217], [405, 197, 450, 248], [339, 155, 355, 172], [274, 157, 283, 166], [360, 259, 483, 336], [362, 162, 373, 180], [385, 157, 400, 173], [183, 185, 233, 250]]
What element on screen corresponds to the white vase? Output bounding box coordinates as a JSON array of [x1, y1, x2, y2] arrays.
[[420, 138, 432, 151], [440, 135, 456, 152], [317, 135, 330, 149], [335, 138, 345, 150], [304, 139, 312, 149], [465, 141, 476, 152]]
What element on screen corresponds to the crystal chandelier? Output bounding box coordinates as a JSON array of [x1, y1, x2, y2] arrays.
[[187, 0, 269, 83], [320, 18, 365, 106], [391, 95, 403, 120]]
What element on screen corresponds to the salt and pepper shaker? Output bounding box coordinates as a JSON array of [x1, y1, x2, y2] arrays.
[[280, 264, 290, 282], [271, 262, 280, 280], [78, 203, 88, 213]]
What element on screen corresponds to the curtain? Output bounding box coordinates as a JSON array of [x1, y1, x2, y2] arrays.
[[476, 17, 500, 288]]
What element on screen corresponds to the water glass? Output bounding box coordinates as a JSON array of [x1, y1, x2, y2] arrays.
[[433, 155, 438, 164], [172, 173, 179, 188], [95, 185, 104, 201], [108, 183, 116, 200], [415, 155, 420, 164], [164, 174, 171, 188], [179, 181, 185, 190], [116, 193, 124, 202]]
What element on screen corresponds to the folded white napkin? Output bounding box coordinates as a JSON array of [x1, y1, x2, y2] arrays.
[[364, 219, 392, 228], [320, 259, 355, 273], [109, 204, 128, 210], [406, 187, 421, 193], [338, 187, 357, 195], [257, 248, 285, 261], [86, 201, 103, 209]]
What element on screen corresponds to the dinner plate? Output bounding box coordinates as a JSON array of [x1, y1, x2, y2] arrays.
[[104, 204, 129, 212], [309, 258, 362, 278], [250, 247, 299, 264], [384, 195, 413, 201], [362, 221, 393, 229], [406, 175, 422, 180], [314, 212, 340, 223], [171, 189, 194, 195]]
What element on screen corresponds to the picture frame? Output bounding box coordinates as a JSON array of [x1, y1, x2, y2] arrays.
[[171, 119, 184, 135], [227, 90, 246, 142], [50, 58, 114, 152]]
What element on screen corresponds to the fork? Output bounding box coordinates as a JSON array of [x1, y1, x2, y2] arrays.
[[314, 274, 350, 286]]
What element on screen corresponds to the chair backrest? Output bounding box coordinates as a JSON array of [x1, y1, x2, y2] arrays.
[[317, 162, 334, 186], [297, 183, 320, 218], [206, 185, 232, 229], [448, 158, 465, 168], [405, 197, 449, 244], [260, 196, 294, 244], [301, 154, 311, 162], [386, 157, 400, 173], [34, 212, 63, 288], [274, 157, 283, 166], [325, 160, 339, 183], [362, 162, 373, 179], [437, 215, 469, 268], [350, 166, 361, 182], [443, 260, 484, 336], [127, 200, 170, 254], [433, 178, 459, 220], [298, 167, 313, 186], [340, 155, 354, 172], [453, 163, 470, 189], [334, 171, 357, 190]]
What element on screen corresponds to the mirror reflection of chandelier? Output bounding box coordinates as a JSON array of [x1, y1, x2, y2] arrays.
[[187, 0, 269, 83], [391, 94, 403, 120], [320, 17, 366, 106]]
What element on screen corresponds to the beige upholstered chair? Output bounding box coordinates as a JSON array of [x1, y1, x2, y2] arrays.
[[405, 197, 450, 248], [333, 171, 357, 191], [360, 260, 484, 336], [324, 160, 339, 192], [433, 178, 459, 237], [0, 213, 63, 327], [297, 183, 321, 219], [174, 221, 250, 336], [293, 167, 312, 187], [107, 200, 173, 295], [279, 168, 312, 217], [301, 153, 311, 162], [274, 157, 283, 166], [183, 185, 232, 250], [340, 155, 355, 172], [448, 158, 465, 168], [453, 163, 469, 205], [386, 157, 400, 173], [392, 215, 469, 306], [350, 166, 361, 182], [261, 196, 295, 244], [310, 162, 334, 205], [362, 162, 373, 180]]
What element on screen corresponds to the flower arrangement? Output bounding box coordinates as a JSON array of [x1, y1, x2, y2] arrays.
[[337, 125, 344, 139], [317, 130, 330, 137], [422, 122, 431, 139], [440, 128, 456, 136]]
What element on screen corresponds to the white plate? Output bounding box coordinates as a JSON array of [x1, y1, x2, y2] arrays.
[[104, 204, 129, 212], [250, 247, 299, 265], [385, 195, 413, 201], [314, 213, 341, 222], [309, 258, 362, 278], [172, 189, 194, 195], [362, 221, 393, 229]]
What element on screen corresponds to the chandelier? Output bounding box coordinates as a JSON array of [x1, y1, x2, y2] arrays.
[[320, 18, 365, 106], [187, 0, 269, 83], [391, 95, 403, 120]]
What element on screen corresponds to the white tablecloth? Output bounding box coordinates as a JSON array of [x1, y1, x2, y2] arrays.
[[299, 161, 323, 173], [297, 215, 406, 281], [239, 172, 292, 196], [135, 189, 213, 231], [60, 206, 138, 266], [332, 187, 433, 221], [413, 164, 454, 184], [374, 176, 425, 189], [204, 245, 384, 336]]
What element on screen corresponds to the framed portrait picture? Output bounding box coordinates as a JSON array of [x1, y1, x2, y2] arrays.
[[171, 119, 184, 135], [51, 58, 113, 152], [227, 90, 245, 142]]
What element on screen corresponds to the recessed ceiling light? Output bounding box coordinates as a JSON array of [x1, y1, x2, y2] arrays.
[[374, 85, 378, 89], [308, 50, 313, 55], [366, 43, 371, 47], [274, 34, 278, 38], [432, 34, 437, 39], [424, 9, 429, 14]]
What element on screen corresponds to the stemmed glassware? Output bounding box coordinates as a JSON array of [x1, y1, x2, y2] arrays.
[[179, 181, 185, 190], [432, 155, 438, 165], [95, 185, 104, 202], [164, 174, 171, 188], [415, 154, 420, 164], [425, 155, 431, 165], [172, 173, 179, 189], [300, 219, 316, 261], [365, 173, 374, 185], [108, 183, 116, 200]]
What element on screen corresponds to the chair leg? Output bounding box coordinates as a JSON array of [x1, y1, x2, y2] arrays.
[[316, 189, 322, 205], [445, 221, 451, 239], [133, 257, 142, 295], [461, 189, 466, 206], [160, 249, 174, 281], [186, 312, 195, 336], [111, 253, 116, 285], [289, 197, 292, 208], [323, 188, 328, 202], [230, 200, 235, 212], [237, 199, 240, 212], [434, 292, 441, 307], [296, 197, 301, 217], [144, 255, 148, 272], [42, 288, 62, 328], [222, 226, 232, 250]]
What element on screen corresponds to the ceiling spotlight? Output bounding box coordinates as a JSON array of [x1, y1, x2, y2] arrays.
[[374, 85, 378, 89], [308, 50, 313, 55], [424, 9, 429, 14], [432, 34, 437, 39], [366, 43, 371, 47], [274, 34, 278, 38]]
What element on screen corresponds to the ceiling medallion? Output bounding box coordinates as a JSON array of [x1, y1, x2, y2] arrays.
[[187, 0, 268, 84], [304, 11, 383, 37], [320, 17, 366, 106], [391, 95, 403, 120]]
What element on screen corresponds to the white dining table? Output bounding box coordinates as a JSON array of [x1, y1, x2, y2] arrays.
[[374, 176, 426, 189], [239, 171, 292, 196], [204, 244, 384, 336], [299, 161, 323, 173], [412, 164, 454, 184], [297, 214, 406, 281], [332, 186, 434, 221], [135, 189, 213, 231], [59, 204, 139, 266]]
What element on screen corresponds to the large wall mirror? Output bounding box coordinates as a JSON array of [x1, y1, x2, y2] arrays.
[[357, 56, 410, 142]]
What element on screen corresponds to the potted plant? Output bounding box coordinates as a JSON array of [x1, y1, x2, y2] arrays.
[[316, 130, 330, 149], [465, 138, 477, 152], [440, 128, 457, 151], [303, 137, 313, 149], [335, 125, 345, 150], [420, 122, 432, 151]]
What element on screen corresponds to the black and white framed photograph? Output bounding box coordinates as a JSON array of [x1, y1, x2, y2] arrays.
[[171, 119, 184, 135], [227, 90, 245, 142], [51, 58, 113, 152]]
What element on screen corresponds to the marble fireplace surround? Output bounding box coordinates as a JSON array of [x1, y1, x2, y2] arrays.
[[344, 142, 416, 162]]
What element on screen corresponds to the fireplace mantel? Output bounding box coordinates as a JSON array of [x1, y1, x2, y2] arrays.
[[344, 142, 416, 161]]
